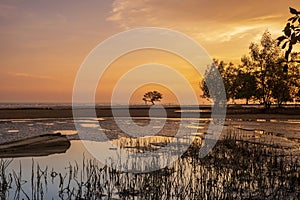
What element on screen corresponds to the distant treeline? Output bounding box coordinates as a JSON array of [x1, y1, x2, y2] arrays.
[[201, 31, 300, 109]]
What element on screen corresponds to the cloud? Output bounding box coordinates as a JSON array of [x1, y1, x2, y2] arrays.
[[9, 72, 55, 80], [107, 0, 296, 61], [107, 0, 292, 26]]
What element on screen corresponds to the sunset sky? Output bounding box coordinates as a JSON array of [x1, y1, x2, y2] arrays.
[[1, 0, 300, 103]]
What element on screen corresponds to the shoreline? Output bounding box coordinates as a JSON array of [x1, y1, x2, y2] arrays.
[[0, 106, 300, 119]]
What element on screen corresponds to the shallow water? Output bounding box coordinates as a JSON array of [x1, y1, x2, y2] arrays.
[[4, 140, 102, 199], [4, 136, 198, 199], [0, 115, 299, 199], [0, 116, 298, 150], [1, 116, 299, 147]]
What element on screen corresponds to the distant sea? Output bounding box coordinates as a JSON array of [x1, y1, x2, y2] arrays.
[[0, 103, 197, 109]]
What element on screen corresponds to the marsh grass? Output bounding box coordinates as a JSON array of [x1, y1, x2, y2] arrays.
[[0, 128, 299, 199]]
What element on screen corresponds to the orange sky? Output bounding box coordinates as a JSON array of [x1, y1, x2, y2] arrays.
[[1, 0, 300, 103]]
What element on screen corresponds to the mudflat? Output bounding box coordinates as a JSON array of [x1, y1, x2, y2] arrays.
[[0, 106, 299, 158], [0, 106, 299, 119]]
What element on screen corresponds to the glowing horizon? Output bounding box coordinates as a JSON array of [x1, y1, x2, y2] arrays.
[[1, 0, 300, 103]]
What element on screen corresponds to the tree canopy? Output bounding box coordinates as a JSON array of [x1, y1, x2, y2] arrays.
[[142, 91, 163, 105], [201, 31, 300, 109]]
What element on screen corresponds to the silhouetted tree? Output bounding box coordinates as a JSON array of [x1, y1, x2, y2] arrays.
[[277, 52, 300, 103], [272, 58, 293, 107], [201, 31, 300, 108], [245, 31, 300, 108], [235, 56, 257, 104], [223, 62, 240, 101], [143, 91, 163, 105], [248, 31, 282, 109], [296, 90, 300, 100], [201, 60, 230, 105], [201, 59, 258, 105]]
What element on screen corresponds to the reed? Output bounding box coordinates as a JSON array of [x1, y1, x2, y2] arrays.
[[0, 128, 299, 199]]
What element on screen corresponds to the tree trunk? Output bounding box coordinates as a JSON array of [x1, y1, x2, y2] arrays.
[[278, 101, 283, 108], [265, 102, 271, 110]]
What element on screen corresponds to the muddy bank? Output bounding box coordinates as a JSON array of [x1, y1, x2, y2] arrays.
[[0, 133, 71, 158]]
